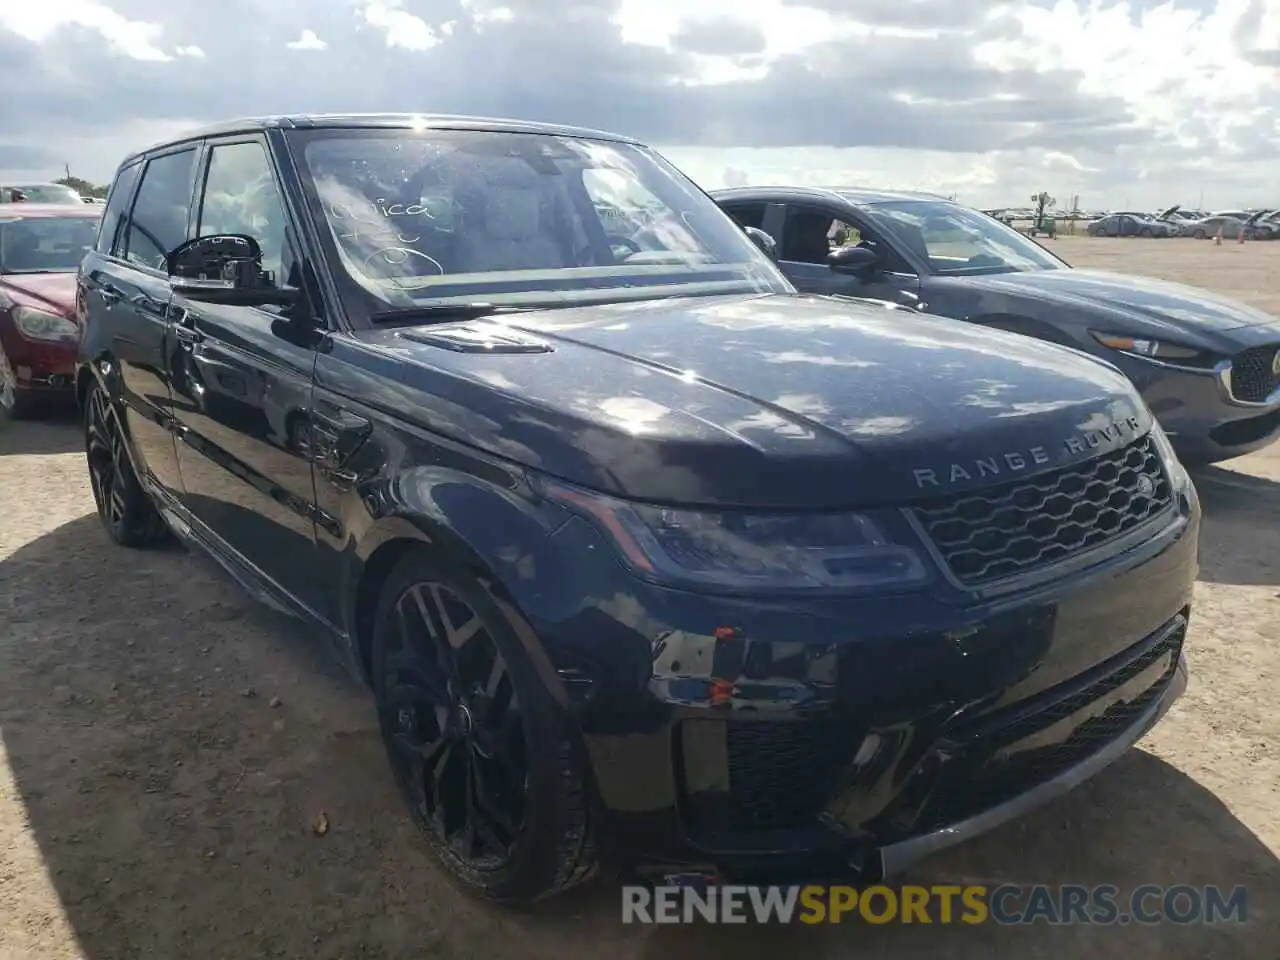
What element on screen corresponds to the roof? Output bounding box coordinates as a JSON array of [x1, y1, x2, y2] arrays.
[[710, 185, 957, 206], [0, 203, 102, 220], [121, 113, 640, 168]]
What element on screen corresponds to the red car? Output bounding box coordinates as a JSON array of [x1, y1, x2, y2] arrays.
[[0, 204, 101, 419]]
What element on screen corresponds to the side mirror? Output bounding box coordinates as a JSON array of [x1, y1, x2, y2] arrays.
[[743, 226, 777, 260], [827, 243, 879, 277], [166, 234, 296, 307]]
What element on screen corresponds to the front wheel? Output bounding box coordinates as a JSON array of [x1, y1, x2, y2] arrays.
[[83, 379, 168, 547], [0, 342, 30, 423], [370, 550, 596, 903]]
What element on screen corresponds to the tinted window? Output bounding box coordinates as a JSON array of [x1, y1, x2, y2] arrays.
[[294, 128, 788, 314], [122, 149, 198, 271], [198, 140, 293, 287], [781, 208, 858, 263], [0, 216, 101, 273], [724, 202, 766, 230], [97, 162, 141, 255]]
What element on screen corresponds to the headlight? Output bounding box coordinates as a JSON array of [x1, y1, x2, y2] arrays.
[[1089, 331, 1207, 363], [13, 306, 78, 341], [541, 479, 929, 593]]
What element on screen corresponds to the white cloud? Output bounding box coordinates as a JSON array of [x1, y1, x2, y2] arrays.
[[0, 0, 172, 60], [285, 28, 326, 51], [359, 1, 441, 51], [175, 44, 204, 57]]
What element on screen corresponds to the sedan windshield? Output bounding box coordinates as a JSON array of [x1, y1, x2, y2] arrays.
[[291, 128, 790, 313], [864, 199, 1067, 277], [0, 216, 99, 273]]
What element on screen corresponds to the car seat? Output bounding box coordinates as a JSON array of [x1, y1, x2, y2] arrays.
[[452, 161, 569, 274]]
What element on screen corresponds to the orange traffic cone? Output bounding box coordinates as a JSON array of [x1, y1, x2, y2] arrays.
[[1215, 227, 1223, 245]]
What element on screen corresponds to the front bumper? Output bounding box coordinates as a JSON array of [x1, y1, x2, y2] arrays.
[[1111, 349, 1280, 462], [0, 327, 76, 397], [528, 482, 1199, 882]]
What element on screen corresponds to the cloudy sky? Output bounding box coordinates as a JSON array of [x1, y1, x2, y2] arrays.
[[1, 0, 1278, 209]]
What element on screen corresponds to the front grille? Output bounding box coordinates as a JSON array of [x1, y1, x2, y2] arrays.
[[915, 619, 1185, 831], [913, 435, 1173, 586], [1230, 344, 1280, 403]]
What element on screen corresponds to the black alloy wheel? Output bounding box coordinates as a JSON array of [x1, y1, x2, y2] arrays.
[[84, 380, 167, 547], [371, 551, 595, 903]]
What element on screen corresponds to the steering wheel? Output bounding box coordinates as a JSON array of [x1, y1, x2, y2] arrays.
[[605, 234, 642, 260]]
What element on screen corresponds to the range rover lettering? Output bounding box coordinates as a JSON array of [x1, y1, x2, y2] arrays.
[[77, 115, 1198, 904], [714, 185, 1280, 464]]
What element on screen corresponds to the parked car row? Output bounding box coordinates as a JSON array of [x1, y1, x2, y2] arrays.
[[1086, 207, 1279, 240], [7, 114, 1275, 908]]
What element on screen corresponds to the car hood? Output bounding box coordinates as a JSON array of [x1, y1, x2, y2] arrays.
[[357, 294, 1149, 509], [949, 268, 1277, 334], [0, 272, 77, 315]]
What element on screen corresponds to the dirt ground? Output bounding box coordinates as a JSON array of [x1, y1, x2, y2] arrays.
[[1, 236, 1277, 960]]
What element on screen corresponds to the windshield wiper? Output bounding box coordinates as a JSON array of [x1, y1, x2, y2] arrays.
[[368, 303, 533, 325]]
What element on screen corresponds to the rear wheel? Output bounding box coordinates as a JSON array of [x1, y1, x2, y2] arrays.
[[1140, 227, 1153, 237], [370, 550, 595, 903], [83, 380, 168, 547]]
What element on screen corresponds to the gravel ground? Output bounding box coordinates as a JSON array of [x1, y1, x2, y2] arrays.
[[1, 236, 1277, 959]]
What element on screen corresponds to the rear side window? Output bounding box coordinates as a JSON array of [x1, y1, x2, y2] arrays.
[[122, 149, 198, 271], [96, 162, 141, 255]]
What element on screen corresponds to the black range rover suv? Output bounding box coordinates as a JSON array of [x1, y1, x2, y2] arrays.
[[76, 115, 1198, 903]]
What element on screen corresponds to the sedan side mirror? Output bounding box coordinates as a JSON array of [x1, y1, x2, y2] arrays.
[[827, 243, 879, 277], [166, 234, 296, 307], [743, 226, 778, 260]]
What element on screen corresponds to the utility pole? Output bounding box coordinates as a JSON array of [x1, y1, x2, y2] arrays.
[[64, 162, 71, 180]]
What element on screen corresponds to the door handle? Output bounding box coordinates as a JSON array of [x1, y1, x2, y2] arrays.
[[100, 286, 123, 307]]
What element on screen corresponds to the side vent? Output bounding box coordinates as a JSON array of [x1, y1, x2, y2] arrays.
[[397, 323, 554, 355]]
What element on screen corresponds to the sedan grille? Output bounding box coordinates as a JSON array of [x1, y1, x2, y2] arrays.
[[913, 434, 1173, 586], [1230, 344, 1280, 403]]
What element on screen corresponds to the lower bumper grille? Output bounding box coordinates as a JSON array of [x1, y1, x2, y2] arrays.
[[679, 717, 864, 833], [1210, 408, 1280, 448]]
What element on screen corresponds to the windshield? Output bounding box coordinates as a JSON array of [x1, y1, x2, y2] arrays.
[[291, 128, 790, 314], [0, 216, 99, 273], [865, 200, 1066, 276], [3, 184, 83, 204]]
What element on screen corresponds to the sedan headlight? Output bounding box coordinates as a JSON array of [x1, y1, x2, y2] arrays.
[[13, 305, 78, 341], [541, 479, 929, 593], [1090, 331, 1208, 364]]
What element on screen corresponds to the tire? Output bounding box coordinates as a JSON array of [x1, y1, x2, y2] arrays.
[[0, 341, 31, 423], [370, 549, 596, 904], [83, 379, 169, 547], [1193, 229, 1207, 239], [1140, 227, 1153, 237]]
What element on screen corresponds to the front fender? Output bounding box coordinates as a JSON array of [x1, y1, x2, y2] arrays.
[[343, 466, 580, 702]]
